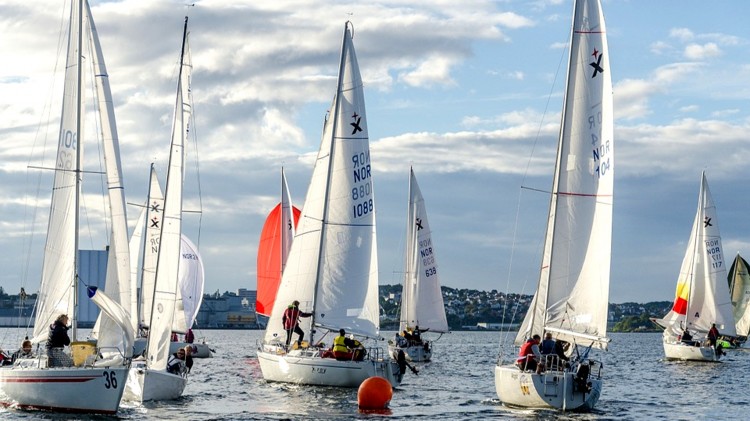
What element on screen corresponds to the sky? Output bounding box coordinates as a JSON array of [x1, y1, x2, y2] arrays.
[[1, 0, 749, 304]]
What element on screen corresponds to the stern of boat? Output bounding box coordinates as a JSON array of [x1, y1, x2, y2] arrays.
[[0, 362, 129, 414], [494, 358, 602, 411]]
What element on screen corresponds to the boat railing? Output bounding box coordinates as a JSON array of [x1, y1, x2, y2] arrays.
[[540, 353, 569, 373], [365, 346, 387, 361]]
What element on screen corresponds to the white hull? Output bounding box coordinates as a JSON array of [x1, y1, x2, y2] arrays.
[[123, 360, 187, 402], [133, 338, 212, 358], [663, 341, 721, 362], [257, 347, 402, 388], [494, 364, 602, 411], [0, 363, 128, 414], [388, 343, 432, 362]]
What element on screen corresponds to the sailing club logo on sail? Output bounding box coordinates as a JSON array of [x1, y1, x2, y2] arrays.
[[352, 151, 373, 219]]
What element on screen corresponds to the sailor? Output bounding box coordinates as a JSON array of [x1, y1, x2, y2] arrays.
[[516, 334, 544, 373], [167, 346, 194, 376], [282, 300, 312, 349], [47, 314, 72, 367]]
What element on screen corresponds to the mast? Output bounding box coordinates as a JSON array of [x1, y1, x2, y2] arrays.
[[400, 168, 413, 330], [145, 16, 189, 365], [308, 21, 350, 344], [72, 0, 84, 340], [684, 175, 704, 329]]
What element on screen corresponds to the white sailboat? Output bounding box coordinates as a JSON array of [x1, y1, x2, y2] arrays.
[[256, 168, 300, 329], [123, 16, 194, 402], [130, 166, 209, 358], [256, 22, 403, 388], [0, 0, 133, 413], [652, 172, 736, 361], [494, 0, 614, 411], [727, 253, 750, 341], [388, 168, 449, 362]]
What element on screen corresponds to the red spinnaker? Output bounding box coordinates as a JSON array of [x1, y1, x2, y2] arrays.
[[256, 203, 300, 317]]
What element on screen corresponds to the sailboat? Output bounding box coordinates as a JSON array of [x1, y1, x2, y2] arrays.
[[0, 0, 133, 413], [388, 168, 449, 362], [494, 0, 614, 411], [129, 166, 209, 359], [652, 172, 736, 361], [727, 253, 750, 342], [256, 22, 403, 388], [123, 16, 194, 402], [256, 168, 301, 329]]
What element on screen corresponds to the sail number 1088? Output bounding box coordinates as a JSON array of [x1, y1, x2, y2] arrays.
[[352, 181, 373, 218]]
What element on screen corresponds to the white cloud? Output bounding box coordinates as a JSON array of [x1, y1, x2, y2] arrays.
[[670, 28, 694, 41], [684, 42, 722, 60]]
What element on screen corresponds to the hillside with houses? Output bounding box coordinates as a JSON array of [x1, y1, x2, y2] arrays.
[[0, 284, 671, 332]]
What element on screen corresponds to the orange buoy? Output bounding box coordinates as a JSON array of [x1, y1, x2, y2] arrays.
[[357, 376, 393, 410]]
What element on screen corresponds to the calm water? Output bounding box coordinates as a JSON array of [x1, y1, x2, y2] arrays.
[[0, 329, 746, 420]]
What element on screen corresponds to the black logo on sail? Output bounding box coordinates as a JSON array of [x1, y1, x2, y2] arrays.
[[350, 112, 363, 135], [589, 48, 604, 78]]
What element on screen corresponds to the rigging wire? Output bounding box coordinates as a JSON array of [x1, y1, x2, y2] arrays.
[[497, 38, 570, 357]]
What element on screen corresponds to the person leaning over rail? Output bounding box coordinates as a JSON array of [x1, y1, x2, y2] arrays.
[[516, 334, 544, 374], [47, 314, 73, 367]]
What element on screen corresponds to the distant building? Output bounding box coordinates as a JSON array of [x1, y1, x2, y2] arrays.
[[196, 290, 259, 328], [77, 249, 108, 327]]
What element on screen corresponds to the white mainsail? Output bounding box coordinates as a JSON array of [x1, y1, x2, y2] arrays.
[[264, 22, 379, 342], [728, 254, 750, 337], [516, 0, 614, 350], [657, 173, 736, 338], [399, 168, 449, 333], [146, 24, 192, 372]]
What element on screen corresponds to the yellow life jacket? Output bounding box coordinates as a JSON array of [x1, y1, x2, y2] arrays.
[[333, 335, 348, 353]]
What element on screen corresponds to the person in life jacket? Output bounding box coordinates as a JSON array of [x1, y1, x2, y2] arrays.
[[516, 334, 544, 373], [167, 346, 194, 376], [333, 329, 360, 361], [282, 300, 313, 349]]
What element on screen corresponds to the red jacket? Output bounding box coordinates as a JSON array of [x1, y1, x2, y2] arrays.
[[282, 307, 311, 329], [517, 339, 538, 363]]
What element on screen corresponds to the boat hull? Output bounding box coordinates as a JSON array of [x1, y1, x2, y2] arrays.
[[494, 364, 602, 411], [0, 364, 129, 414], [388, 343, 432, 362], [663, 341, 721, 362], [123, 360, 187, 402], [257, 348, 402, 388]]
